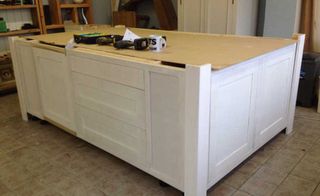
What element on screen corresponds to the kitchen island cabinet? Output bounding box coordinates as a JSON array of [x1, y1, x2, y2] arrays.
[[9, 28, 304, 196]]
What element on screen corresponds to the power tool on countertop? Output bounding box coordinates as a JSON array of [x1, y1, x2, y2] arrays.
[[96, 35, 123, 45], [113, 38, 149, 51], [74, 33, 123, 44], [73, 32, 152, 51]]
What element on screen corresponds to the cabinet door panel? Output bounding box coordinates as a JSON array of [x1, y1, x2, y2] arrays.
[[33, 48, 75, 131], [255, 52, 295, 148], [73, 73, 146, 129], [209, 66, 257, 185]]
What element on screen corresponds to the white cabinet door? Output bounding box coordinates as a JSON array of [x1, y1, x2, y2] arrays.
[[254, 49, 295, 148], [180, 0, 258, 35], [33, 48, 75, 132], [208, 62, 258, 186]]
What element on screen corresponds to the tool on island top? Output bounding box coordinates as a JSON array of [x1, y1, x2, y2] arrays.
[[113, 38, 149, 50], [73, 28, 167, 51], [74, 33, 123, 44]]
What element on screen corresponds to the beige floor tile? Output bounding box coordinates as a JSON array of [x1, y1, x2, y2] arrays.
[[76, 166, 110, 187], [61, 186, 107, 196], [54, 176, 90, 196], [144, 187, 182, 196], [232, 190, 252, 196], [285, 136, 314, 151], [267, 133, 291, 150], [94, 172, 130, 195], [0, 182, 10, 195], [237, 160, 261, 176], [249, 147, 279, 165], [251, 166, 287, 185], [0, 162, 33, 190], [273, 175, 317, 196], [208, 183, 236, 196], [0, 137, 25, 154], [1, 192, 17, 196], [240, 176, 277, 196], [291, 157, 320, 183], [12, 179, 47, 196], [223, 171, 250, 189], [312, 185, 320, 196], [32, 188, 63, 196], [0, 153, 12, 167], [306, 144, 320, 163], [35, 167, 71, 187], [264, 148, 305, 174]]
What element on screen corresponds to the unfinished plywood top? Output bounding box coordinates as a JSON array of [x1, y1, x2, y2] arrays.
[[27, 27, 297, 69]]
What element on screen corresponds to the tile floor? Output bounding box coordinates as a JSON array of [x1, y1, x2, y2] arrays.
[[0, 93, 320, 196]]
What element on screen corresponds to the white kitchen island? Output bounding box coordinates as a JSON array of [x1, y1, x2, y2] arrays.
[[9, 28, 304, 196]]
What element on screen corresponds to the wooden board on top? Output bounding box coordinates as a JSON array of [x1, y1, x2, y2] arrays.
[[26, 27, 297, 70]]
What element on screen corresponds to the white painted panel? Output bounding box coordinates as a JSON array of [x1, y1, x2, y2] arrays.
[[255, 53, 294, 147], [70, 56, 145, 90], [209, 71, 256, 185], [77, 106, 147, 163], [150, 72, 184, 189], [33, 48, 75, 131], [15, 43, 42, 119], [73, 73, 146, 129]]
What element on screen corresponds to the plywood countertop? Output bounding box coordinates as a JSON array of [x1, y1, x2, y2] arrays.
[[27, 27, 297, 70]]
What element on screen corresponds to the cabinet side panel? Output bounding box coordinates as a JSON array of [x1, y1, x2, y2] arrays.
[[255, 50, 295, 147], [16, 44, 43, 119], [208, 64, 257, 186], [150, 72, 184, 189], [33, 48, 75, 131]]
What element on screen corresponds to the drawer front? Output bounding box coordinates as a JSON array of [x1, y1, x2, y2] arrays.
[[70, 56, 144, 90], [76, 106, 147, 163], [73, 73, 146, 129]]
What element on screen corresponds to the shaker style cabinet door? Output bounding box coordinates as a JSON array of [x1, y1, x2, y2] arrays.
[[179, 0, 258, 35], [33, 48, 76, 132], [254, 50, 295, 148]]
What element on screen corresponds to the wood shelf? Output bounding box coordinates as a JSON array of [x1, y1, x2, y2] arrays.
[[0, 29, 40, 37], [60, 3, 90, 8], [0, 80, 16, 91], [0, 4, 37, 10], [46, 24, 64, 30]]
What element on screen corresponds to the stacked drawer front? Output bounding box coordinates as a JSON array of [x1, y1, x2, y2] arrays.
[[70, 56, 147, 163]]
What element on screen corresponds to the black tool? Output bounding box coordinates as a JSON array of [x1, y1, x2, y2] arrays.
[[114, 38, 149, 50], [74, 33, 124, 45], [96, 35, 124, 45], [74, 33, 106, 44]]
